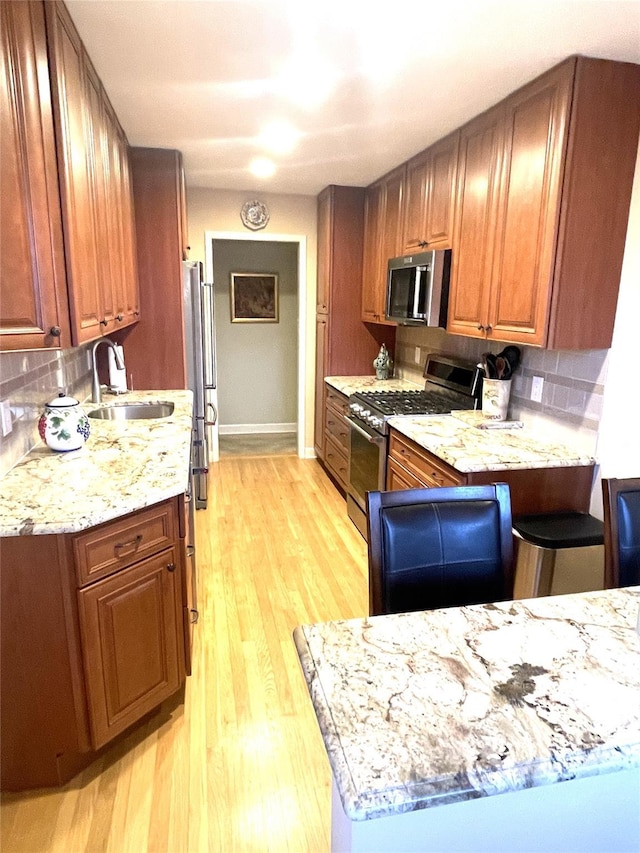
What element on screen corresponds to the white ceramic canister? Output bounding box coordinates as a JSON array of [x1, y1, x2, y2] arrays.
[[482, 378, 512, 421], [38, 393, 90, 452]]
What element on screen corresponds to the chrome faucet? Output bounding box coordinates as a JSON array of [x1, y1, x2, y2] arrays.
[[91, 339, 124, 403]]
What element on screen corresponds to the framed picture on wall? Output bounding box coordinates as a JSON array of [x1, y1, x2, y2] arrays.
[[230, 272, 279, 323]]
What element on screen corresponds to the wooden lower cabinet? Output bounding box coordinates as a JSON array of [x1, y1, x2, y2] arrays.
[[0, 497, 188, 791], [387, 429, 594, 516], [79, 548, 183, 750], [322, 385, 350, 491]]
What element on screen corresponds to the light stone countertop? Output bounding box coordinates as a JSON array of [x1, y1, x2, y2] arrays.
[[325, 375, 422, 397], [389, 414, 596, 472], [0, 390, 193, 537], [293, 587, 640, 822]]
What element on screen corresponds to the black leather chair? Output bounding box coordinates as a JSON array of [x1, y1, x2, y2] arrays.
[[366, 484, 514, 616], [602, 477, 640, 588]]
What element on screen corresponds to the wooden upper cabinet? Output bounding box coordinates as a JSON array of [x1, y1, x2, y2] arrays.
[[362, 180, 384, 322], [488, 62, 573, 346], [448, 105, 504, 339], [45, 0, 139, 346], [379, 165, 405, 274], [448, 56, 640, 349], [362, 166, 405, 323], [0, 0, 70, 350], [425, 131, 459, 248], [316, 187, 331, 314], [45, 0, 102, 343], [403, 131, 459, 252]]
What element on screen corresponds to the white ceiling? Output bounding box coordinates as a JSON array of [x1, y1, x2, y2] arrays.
[[66, 0, 640, 197]]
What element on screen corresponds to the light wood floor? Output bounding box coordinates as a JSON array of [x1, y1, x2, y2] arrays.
[[1, 456, 368, 852]]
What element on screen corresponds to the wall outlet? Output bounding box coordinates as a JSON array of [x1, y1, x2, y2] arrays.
[[0, 400, 12, 436], [414, 346, 421, 364], [531, 375, 544, 403]]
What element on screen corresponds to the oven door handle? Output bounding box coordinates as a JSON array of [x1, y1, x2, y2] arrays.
[[344, 415, 386, 446]]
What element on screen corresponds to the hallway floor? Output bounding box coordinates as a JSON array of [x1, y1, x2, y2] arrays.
[[218, 433, 297, 457], [1, 455, 368, 852]]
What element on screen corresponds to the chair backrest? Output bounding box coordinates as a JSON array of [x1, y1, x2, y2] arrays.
[[366, 483, 514, 616], [602, 477, 640, 588]]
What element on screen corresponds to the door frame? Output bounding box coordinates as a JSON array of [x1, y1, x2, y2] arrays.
[[205, 230, 307, 459]]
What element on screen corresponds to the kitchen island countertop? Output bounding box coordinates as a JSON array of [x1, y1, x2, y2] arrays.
[[293, 586, 640, 823], [0, 390, 193, 536], [388, 413, 596, 472]]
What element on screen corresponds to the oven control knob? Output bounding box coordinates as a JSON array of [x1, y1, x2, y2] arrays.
[[351, 404, 361, 414], [370, 416, 382, 429], [361, 410, 370, 418]]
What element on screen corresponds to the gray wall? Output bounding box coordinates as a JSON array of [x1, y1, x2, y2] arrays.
[[212, 239, 298, 430]]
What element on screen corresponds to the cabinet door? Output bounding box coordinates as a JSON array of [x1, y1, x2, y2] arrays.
[[118, 129, 140, 324], [448, 106, 504, 338], [362, 180, 384, 322], [425, 131, 459, 248], [78, 548, 184, 750], [0, 0, 70, 350], [316, 187, 331, 314], [488, 64, 572, 346], [379, 165, 405, 276], [402, 149, 429, 251], [314, 316, 328, 459], [45, 0, 103, 343]]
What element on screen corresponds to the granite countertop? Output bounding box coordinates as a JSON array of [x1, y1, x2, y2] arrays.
[[389, 413, 596, 472], [0, 390, 193, 537], [293, 587, 640, 822], [325, 375, 422, 397]]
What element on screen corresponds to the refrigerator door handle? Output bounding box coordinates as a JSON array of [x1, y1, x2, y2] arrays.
[[205, 402, 217, 427], [201, 281, 216, 390]]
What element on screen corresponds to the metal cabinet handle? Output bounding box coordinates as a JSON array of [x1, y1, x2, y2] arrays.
[[485, 324, 493, 333], [186, 545, 195, 557], [100, 318, 108, 326], [477, 324, 485, 331], [49, 326, 61, 338], [190, 608, 199, 624], [114, 534, 143, 554], [116, 314, 124, 322], [167, 562, 176, 572]]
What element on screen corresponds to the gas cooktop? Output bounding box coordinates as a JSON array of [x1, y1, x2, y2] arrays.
[[347, 353, 480, 435]]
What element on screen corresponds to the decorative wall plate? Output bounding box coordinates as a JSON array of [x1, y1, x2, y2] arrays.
[[241, 200, 270, 231]]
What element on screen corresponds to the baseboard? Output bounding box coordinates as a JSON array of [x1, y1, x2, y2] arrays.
[[219, 423, 297, 435]]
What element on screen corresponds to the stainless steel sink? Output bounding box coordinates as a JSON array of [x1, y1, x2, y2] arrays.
[[88, 402, 175, 420]]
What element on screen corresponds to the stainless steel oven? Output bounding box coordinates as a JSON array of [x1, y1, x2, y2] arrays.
[[345, 416, 387, 539], [345, 353, 481, 539]]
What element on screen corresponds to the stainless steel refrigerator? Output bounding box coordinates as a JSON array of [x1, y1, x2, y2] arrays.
[[183, 260, 218, 510]]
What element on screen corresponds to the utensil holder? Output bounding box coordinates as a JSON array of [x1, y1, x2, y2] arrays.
[[482, 379, 511, 420]]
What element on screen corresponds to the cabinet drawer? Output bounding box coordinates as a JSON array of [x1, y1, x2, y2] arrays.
[[325, 386, 349, 417], [388, 431, 463, 489], [386, 456, 427, 491], [325, 434, 349, 491], [73, 499, 177, 586], [325, 405, 349, 451]]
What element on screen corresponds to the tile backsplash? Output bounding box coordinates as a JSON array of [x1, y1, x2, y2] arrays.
[[0, 346, 93, 476], [394, 327, 607, 433]]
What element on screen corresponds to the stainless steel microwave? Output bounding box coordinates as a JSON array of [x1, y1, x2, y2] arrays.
[[385, 249, 451, 326]]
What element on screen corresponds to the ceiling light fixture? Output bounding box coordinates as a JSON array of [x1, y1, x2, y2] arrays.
[[249, 157, 276, 179], [258, 120, 299, 155]]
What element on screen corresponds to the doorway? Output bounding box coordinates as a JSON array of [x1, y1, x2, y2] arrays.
[[205, 231, 307, 460]]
